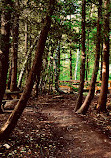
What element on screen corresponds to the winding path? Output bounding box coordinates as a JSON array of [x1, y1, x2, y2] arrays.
[[36, 95, 111, 158]]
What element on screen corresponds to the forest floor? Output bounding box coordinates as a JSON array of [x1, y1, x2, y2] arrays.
[[0, 93, 111, 158]]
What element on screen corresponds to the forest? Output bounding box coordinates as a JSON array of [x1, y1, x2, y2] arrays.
[[0, 0, 111, 157]]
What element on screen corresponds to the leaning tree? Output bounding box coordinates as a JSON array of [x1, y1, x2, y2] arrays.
[[0, 0, 56, 140]]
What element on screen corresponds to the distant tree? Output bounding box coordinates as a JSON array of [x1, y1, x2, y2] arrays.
[[97, 0, 110, 112], [7, 62, 12, 89], [0, 0, 56, 139], [0, 0, 12, 113], [17, 36, 38, 88], [55, 41, 66, 94], [69, 15, 72, 80], [10, 0, 19, 91], [75, 0, 86, 111]]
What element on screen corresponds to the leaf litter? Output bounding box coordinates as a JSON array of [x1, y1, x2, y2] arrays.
[[0, 94, 111, 157]]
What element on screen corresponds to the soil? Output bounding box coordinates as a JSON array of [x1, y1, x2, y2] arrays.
[[0, 94, 111, 158]]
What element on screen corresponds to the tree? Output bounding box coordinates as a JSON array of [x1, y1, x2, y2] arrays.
[[74, 49, 80, 80], [75, 0, 86, 112], [0, 0, 56, 139], [55, 41, 66, 94], [17, 36, 38, 88], [76, 0, 102, 114], [10, 0, 19, 91], [69, 15, 72, 80], [0, 0, 12, 113], [97, 0, 110, 112]]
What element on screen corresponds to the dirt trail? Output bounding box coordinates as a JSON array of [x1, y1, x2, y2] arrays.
[[0, 94, 111, 157], [38, 96, 111, 158]]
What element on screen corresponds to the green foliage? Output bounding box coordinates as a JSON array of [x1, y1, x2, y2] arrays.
[[2, 0, 109, 90]]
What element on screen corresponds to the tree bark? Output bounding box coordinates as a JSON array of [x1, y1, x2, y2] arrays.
[[75, 0, 86, 111], [70, 49, 72, 80], [17, 36, 38, 88], [50, 43, 54, 92], [97, 0, 110, 112], [76, 0, 102, 114], [41, 50, 49, 93], [70, 14, 72, 80], [86, 31, 89, 81], [7, 62, 12, 89], [0, 1, 12, 113], [55, 42, 66, 94], [0, 0, 55, 139], [25, 19, 29, 79], [10, 0, 19, 91], [100, 39, 103, 80]]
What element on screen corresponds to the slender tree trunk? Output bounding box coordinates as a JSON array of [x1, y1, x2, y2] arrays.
[[10, 1, 19, 91], [55, 44, 60, 90], [27, 24, 32, 74], [0, 1, 12, 113], [17, 36, 38, 88], [0, 0, 55, 139], [70, 14, 72, 80], [97, 0, 110, 112], [7, 62, 12, 89], [25, 20, 28, 56], [100, 39, 103, 80], [75, 0, 86, 111], [85, 55, 88, 81], [25, 19, 29, 78], [70, 49, 72, 80], [48, 43, 52, 93], [35, 75, 40, 97], [76, 0, 102, 114], [42, 51, 49, 93], [86, 31, 89, 81], [75, 48, 80, 80], [55, 41, 66, 94], [50, 42, 54, 92]]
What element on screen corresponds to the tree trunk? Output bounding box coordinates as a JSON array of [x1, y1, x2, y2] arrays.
[[41, 50, 49, 93], [85, 31, 89, 81], [70, 14, 72, 80], [100, 39, 103, 80], [35, 75, 40, 97], [75, 0, 86, 111], [97, 0, 110, 112], [70, 49, 72, 80], [17, 36, 38, 88], [7, 62, 12, 89], [0, 1, 12, 113], [76, 0, 102, 114], [74, 49, 80, 80], [55, 41, 66, 94], [27, 24, 32, 74], [25, 21, 28, 56], [10, 1, 19, 91], [0, 0, 55, 139], [25, 19, 29, 79], [50, 44, 54, 92]]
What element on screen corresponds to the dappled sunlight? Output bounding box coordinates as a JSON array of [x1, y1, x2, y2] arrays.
[[41, 108, 74, 127], [104, 152, 111, 158], [102, 62, 107, 74], [84, 149, 105, 156]]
